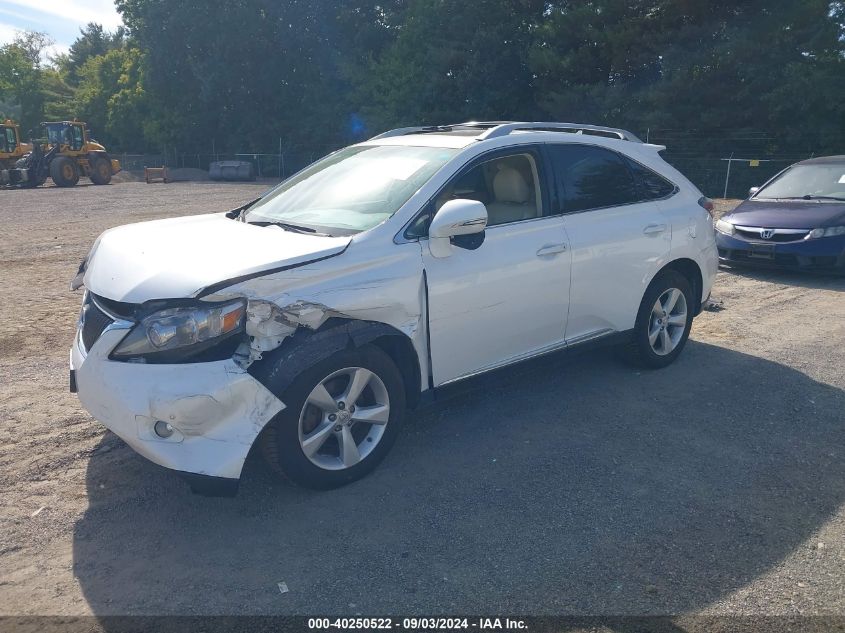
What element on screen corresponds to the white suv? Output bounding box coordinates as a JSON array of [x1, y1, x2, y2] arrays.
[[70, 122, 717, 495]]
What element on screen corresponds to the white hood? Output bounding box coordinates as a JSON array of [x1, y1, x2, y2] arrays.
[[83, 213, 351, 303]]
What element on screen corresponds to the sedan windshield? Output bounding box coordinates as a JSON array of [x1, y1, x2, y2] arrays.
[[245, 145, 459, 235], [756, 164, 845, 201]]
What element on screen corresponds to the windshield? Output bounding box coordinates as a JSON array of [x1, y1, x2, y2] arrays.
[[756, 164, 845, 201], [245, 145, 459, 235]]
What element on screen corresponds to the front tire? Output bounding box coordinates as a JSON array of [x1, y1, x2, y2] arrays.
[[50, 156, 80, 187], [260, 345, 406, 489], [626, 270, 694, 369]]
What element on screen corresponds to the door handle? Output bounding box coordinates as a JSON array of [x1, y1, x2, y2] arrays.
[[643, 223, 667, 236], [536, 243, 568, 256]]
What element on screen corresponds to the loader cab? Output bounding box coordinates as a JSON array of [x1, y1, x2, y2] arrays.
[[43, 121, 86, 152], [1, 121, 20, 156]]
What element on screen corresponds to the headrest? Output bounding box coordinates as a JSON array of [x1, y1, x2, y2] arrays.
[[493, 166, 530, 204]]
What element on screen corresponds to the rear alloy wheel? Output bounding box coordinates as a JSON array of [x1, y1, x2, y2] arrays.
[[50, 156, 80, 187], [626, 270, 694, 369], [260, 345, 405, 489], [648, 288, 688, 356], [89, 156, 112, 185]]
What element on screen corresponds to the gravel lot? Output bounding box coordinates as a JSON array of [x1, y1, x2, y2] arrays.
[[0, 182, 843, 618]]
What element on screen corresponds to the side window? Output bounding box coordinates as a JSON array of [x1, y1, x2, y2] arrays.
[[71, 125, 84, 150], [627, 158, 676, 200], [5, 128, 15, 151], [549, 144, 639, 212], [435, 153, 542, 227]]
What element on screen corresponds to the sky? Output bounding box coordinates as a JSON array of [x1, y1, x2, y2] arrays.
[[0, 0, 123, 59]]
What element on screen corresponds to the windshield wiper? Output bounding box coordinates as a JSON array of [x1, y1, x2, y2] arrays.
[[249, 220, 320, 234], [225, 197, 261, 220], [781, 195, 845, 202]]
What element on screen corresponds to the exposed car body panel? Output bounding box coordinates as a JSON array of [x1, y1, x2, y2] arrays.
[[207, 238, 431, 390], [84, 213, 351, 303], [70, 316, 284, 482]]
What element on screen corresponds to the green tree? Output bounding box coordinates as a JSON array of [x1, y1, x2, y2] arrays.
[[57, 22, 126, 87], [74, 46, 149, 150], [0, 31, 53, 132], [356, 0, 545, 133]]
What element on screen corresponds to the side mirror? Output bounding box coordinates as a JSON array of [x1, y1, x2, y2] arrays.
[[428, 199, 488, 258], [748, 186, 760, 198]]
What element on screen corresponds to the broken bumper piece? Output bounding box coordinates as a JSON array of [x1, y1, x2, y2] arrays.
[[70, 322, 285, 494]]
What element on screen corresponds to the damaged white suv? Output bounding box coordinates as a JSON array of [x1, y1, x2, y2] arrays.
[[70, 122, 717, 495]]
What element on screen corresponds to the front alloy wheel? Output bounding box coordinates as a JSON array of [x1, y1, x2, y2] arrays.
[[299, 367, 391, 470], [260, 345, 405, 489]]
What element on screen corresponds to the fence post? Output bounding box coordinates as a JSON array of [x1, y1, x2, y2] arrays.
[[723, 152, 734, 199]]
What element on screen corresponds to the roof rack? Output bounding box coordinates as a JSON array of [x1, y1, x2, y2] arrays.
[[369, 121, 642, 143], [473, 121, 642, 142], [369, 123, 501, 140]]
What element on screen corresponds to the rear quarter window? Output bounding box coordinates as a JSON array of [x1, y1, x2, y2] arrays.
[[626, 158, 677, 200]]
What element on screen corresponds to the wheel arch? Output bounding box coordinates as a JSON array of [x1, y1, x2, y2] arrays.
[[654, 258, 704, 315], [247, 317, 423, 411]]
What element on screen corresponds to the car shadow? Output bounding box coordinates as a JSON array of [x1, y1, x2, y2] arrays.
[[719, 263, 845, 291], [72, 341, 845, 617]]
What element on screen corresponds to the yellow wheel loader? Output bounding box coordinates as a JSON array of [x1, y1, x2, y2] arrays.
[[41, 120, 121, 187], [0, 120, 52, 187], [0, 120, 32, 169]]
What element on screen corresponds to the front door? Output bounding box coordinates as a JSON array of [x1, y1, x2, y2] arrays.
[[422, 148, 571, 386]]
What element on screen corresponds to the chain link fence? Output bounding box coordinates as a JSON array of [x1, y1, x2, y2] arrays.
[[662, 155, 811, 199]]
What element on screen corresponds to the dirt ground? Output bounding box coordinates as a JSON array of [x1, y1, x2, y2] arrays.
[[0, 182, 843, 617]]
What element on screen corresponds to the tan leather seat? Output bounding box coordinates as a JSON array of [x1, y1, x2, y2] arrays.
[[486, 166, 537, 225]]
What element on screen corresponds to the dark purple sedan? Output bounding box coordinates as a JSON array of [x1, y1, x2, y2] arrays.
[[716, 155, 845, 272]]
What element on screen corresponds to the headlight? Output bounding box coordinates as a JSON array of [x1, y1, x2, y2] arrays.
[[715, 219, 735, 235], [806, 226, 845, 239], [112, 299, 246, 363]]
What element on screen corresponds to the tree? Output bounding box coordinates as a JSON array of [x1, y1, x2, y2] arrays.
[[58, 22, 126, 87], [356, 0, 545, 133], [0, 31, 54, 132], [74, 46, 149, 150]]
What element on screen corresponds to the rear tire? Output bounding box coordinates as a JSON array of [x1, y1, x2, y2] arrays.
[[50, 156, 80, 187], [624, 270, 694, 369], [260, 344, 406, 489], [89, 156, 112, 185]]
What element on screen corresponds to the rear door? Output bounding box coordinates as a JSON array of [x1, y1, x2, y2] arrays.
[[546, 143, 671, 341]]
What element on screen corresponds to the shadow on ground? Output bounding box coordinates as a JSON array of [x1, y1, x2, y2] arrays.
[[72, 341, 845, 615]]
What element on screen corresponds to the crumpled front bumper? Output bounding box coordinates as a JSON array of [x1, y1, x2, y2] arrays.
[[70, 319, 284, 494]]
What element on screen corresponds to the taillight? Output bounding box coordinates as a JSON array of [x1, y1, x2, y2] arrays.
[[698, 196, 715, 215]]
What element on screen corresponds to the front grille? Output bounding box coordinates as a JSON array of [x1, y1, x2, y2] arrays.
[[734, 227, 809, 243], [736, 227, 809, 244], [80, 294, 114, 351]]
